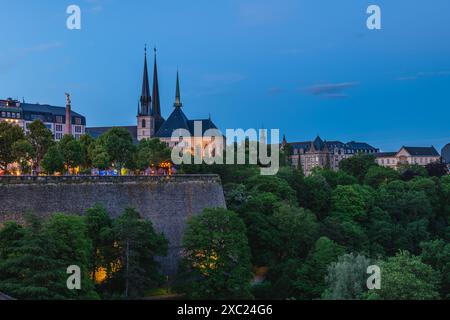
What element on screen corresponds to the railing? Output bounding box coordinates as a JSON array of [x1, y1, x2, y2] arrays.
[[0, 174, 221, 185]]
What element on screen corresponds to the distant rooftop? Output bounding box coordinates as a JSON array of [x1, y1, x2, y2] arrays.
[[402, 146, 440, 157], [287, 136, 379, 153]]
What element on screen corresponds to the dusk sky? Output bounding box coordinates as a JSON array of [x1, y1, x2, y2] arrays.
[[1, 0, 449, 151]]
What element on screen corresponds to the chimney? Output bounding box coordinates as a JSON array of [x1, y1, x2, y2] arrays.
[[65, 93, 72, 136]]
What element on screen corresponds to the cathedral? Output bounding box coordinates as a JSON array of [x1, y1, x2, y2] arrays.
[[86, 48, 218, 146]]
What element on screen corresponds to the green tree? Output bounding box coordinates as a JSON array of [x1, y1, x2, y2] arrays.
[[0, 215, 98, 299], [246, 175, 296, 204], [27, 120, 54, 174], [398, 164, 428, 181], [425, 162, 449, 178], [376, 180, 433, 253], [364, 166, 400, 188], [136, 138, 171, 170], [377, 180, 433, 223], [294, 237, 345, 299], [331, 185, 374, 222], [276, 166, 305, 194], [44, 214, 98, 299], [298, 174, 332, 220], [420, 240, 450, 299], [223, 183, 250, 213], [84, 205, 114, 288], [89, 143, 110, 170], [323, 253, 372, 300], [366, 207, 396, 256], [339, 154, 377, 183], [79, 134, 94, 169], [322, 216, 369, 252], [317, 168, 357, 189], [0, 121, 25, 172], [12, 139, 34, 174], [440, 176, 450, 239], [96, 127, 135, 173], [238, 193, 283, 266], [371, 251, 440, 300], [273, 204, 319, 259], [41, 145, 64, 174], [182, 208, 253, 299], [59, 134, 82, 174], [111, 208, 168, 298], [0, 219, 61, 299]]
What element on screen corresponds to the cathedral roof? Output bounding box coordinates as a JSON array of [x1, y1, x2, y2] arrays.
[[187, 119, 219, 137], [155, 107, 190, 137], [154, 109, 219, 138]]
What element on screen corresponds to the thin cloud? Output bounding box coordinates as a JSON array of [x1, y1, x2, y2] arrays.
[[321, 93, 349, 99], [304, 82, 359, 99], [396, 71, 450, 81], [21, 42, 63, 54], [268, 87, 285, 95]]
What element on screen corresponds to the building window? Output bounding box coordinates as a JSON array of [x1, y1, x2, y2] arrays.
[[56, 124, 63, 132], [56, 116, 63, 123], [55, 133, 63, 140], [75, 117, 82, 125], [75, 126, 82, 133], [142, 119, 146, 128]]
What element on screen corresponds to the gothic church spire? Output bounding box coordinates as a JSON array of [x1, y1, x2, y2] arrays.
[[174, 71, 182, 108], [140, 45, 151, 116], [152, 47, 161, 118]]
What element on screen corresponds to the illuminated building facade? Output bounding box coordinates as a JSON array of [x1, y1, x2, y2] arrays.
[[375, 146, 441, 168], [0, 98, 86, 141], [285, 135, 379, 175]]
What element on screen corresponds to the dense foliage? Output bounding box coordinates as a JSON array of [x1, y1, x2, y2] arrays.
[[179, 208, 253, 299], [0, 207, 168, 300], [178, 153, 450, 300]]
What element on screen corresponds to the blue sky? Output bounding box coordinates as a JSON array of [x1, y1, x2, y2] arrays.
[[1, 0, 449, 151]]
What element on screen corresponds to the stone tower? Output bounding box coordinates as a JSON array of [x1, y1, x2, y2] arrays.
[[137, 46, 155, 141]]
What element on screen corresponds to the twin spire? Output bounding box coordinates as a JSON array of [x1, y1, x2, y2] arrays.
[[174, 71, 182, 108], [139, 46, 182, 117], [139, 46, 151, 116]]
